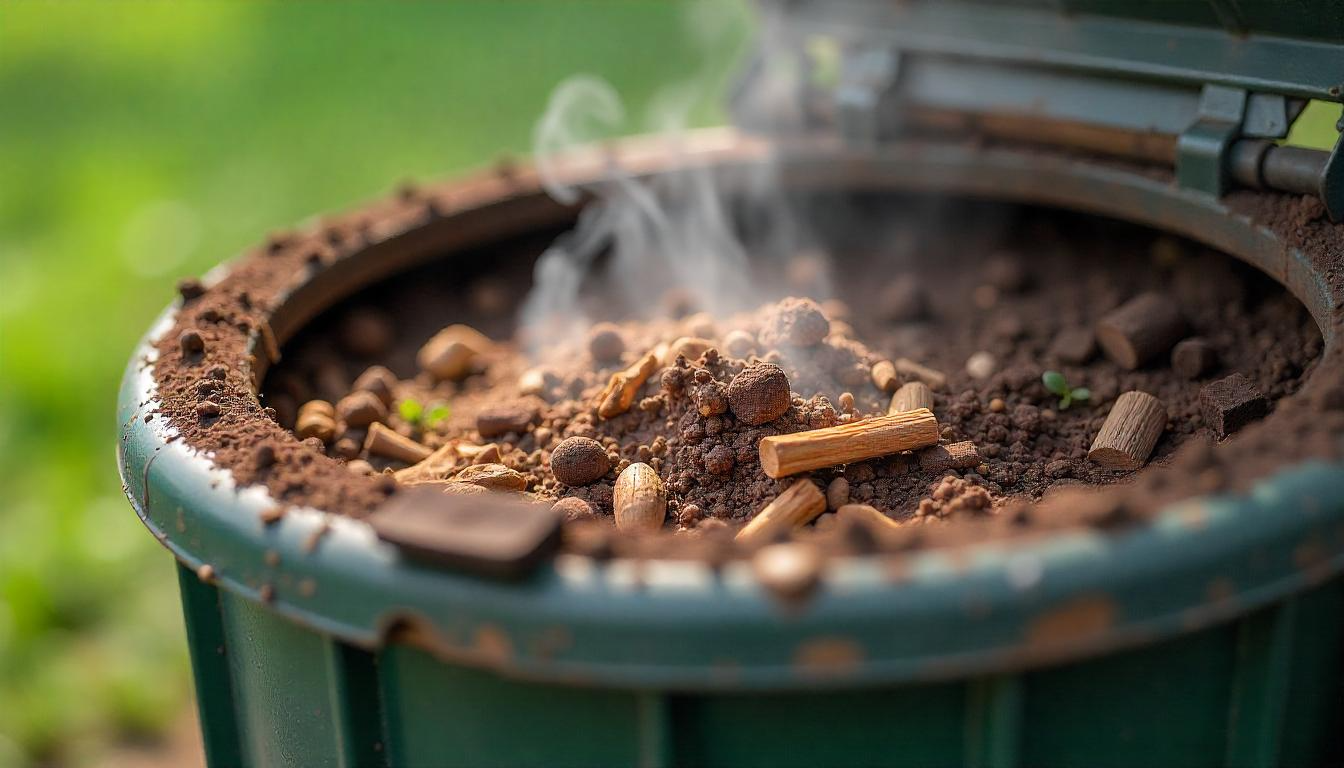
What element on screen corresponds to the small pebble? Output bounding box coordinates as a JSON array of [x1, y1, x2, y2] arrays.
[[477, 401, 540, 438], [838, 392, 856, 413], [352, 365, 398, 407], [552, 496, 598, 521], [826, 477, 850, 511], [966, 351, 996, 380], [989, 397, 1006, 413], [336, 390, 387, 428], [587, 323, 626, 363], [196, 400, 221, 418]]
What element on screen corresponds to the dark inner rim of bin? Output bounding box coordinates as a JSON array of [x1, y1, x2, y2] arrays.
[[171, 133, 1343, 554]]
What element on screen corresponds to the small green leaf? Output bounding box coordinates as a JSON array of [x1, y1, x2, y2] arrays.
[[425, 402, 451, 428], [1042, 371, 1069, 396], [1071, 387, 1091, 402], [398, 398, 423, 424]]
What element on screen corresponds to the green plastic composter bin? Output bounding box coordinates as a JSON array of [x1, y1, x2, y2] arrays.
[[120, 2, 1344, 766]]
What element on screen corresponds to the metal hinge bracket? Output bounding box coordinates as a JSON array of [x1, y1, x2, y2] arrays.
[[1177, 85, 1248, 197]]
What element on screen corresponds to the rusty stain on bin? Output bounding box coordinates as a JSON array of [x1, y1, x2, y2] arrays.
[[793, 637, 865, 676], [1024, 596, 1118, 649]]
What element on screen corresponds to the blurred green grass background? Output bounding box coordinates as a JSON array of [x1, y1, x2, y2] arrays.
[[0, 2, 747, 765], [0, 2, 1339, 766]]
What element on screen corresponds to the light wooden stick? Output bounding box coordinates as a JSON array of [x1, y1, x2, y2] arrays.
[[1088, 391, 1167, 470], [889, 381, 933, 414], [759, 409, 939, 478], [596, 351, 660, 419], [836, 503, 903, 533], [735, 480, 826, 543], [894, 358, 946, 391]]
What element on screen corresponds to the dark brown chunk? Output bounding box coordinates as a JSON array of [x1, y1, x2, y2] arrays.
[[368, 486, 561, 579], [476, 401, 540, 438], [1199, 373, 1268, 439], [759, 297, 830, 348], [1095, 292, 1186, 369], [550, 437, 611, 486], [336, 390, 387, 428], [726, 363, 792, 425], [1049, 328, 1096, 365], [1172, 338, 1217, 380]]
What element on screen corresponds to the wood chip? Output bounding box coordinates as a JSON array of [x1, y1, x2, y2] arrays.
[[1088, 391, 1167, 470]]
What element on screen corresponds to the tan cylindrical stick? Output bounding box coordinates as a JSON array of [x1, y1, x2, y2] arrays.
[[735, 480, 826, 543], [889, 381, 934, 414], [613, 462, 666, 532], [759, 409, 939, 478], [1088, 391, 1167, 470]]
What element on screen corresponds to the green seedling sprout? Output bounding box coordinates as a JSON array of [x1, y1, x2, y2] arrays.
[[1042, 371, 1090, 410], [397, 398, 451, 429]]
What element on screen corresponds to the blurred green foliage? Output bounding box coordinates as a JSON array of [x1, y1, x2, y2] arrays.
[[0, 2, 747, 764], [0, 2, 1338, 766]]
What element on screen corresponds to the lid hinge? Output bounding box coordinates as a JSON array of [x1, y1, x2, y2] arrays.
[[1177, 85, 1248, 197]]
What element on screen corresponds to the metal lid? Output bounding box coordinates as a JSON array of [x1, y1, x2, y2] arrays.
[[738, 0, 1344, 217]]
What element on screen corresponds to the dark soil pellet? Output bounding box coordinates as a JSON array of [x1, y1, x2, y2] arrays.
[[726, 363, 792, 425], [179, 329, 205, 356], [550, 437, 611, 486]]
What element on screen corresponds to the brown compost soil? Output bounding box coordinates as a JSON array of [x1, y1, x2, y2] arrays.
[[145, 163, 1344, 559]]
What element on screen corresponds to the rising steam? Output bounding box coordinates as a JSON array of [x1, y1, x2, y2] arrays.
[[518, 2, 817, 359]]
